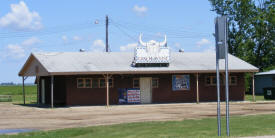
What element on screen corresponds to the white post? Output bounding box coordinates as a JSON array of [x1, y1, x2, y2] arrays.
[[22, 76, 25, 105], [37, 76, 39, 104], [196, 73, 199, 103], [252, 73, 255, 102], [106, 74, 109, 107], [51, 76, 54, 108]]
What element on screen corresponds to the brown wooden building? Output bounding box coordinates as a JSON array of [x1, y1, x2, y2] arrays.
[[18, 52, 258, 107]]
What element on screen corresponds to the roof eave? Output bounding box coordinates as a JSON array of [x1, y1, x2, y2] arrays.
[[47, 69, 259, 76]]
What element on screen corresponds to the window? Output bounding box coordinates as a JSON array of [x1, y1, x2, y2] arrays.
[[108, 78, 113, 88], [205, 76, 217, 86], [152, 78, 159, 88], [205, 76, 237, 86], [77, 78, 113, 88], [77, 78, 84, 88], [230, 76, 237, 85], [77, 78, 92, 88], [212, 76, 217, 84], [133, 78, 140, 88], [99, 78, 113, 88], [99, 78, 106, 88], [85, 78, 92, 88], [92, 78, 99, 88], [206, 77, 211, 85], [205, 76, 221, 86]]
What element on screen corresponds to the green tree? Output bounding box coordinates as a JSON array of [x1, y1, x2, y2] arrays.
[[209, 0, 275, 71]]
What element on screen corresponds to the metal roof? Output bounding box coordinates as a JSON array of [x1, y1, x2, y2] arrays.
[[255, 70, 275, 75], [19, 52, 258, 76]]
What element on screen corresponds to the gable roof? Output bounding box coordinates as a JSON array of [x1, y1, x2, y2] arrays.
[[255, 69, 275, 76], [19, 52, 258, 76]]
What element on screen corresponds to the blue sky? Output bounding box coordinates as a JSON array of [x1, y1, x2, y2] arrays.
[[0, 0, 216, 83]]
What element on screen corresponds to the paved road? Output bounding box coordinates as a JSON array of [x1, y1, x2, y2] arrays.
[[0, 101, 275, 131]]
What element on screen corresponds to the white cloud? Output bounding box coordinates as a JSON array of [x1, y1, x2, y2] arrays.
[[73, 36, 82, 41], [2, 37, 40, 59], [62, 35, 83, 44], [61, 35, 68, 42], [93, 39, 105, 48], [133, 5, 148, 16], [21, 37, 40, 46], [0, 1, 42, 30], [169, 42, 183, 52], [120, 43, 138, 51], [196, 38, 211, 47], [91, 39, 105, 52], [5, 44, 25, 59]]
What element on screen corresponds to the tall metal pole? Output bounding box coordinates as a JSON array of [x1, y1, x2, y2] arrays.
[[224, 16, 230, 136], [216, 50, 221, 136], [22, 76, 25, 105], [106, 15, 109, 52]]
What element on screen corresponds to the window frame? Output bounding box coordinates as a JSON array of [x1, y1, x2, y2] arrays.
[[92, 78, 99, 88], [99, 78, 106, 88], [205, 75, 237, 86], [77, 77, 113, 88], [98, 78, 114, 88], [108, 78, 114, 88], [152, 78, 159, 88], [133, 78, 140, 88], [229, 76, 237, 85], [77, 78, 85, 88], [205, 76, 217, 86], [84, 78, 92, 88]]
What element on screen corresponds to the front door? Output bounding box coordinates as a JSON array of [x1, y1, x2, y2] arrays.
[[140, 77, 152, 104]]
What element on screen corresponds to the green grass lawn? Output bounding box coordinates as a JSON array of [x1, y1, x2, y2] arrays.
[[1, 113, 275, 138], [0, 85, 37, 104], [245, 94, 268, 101]]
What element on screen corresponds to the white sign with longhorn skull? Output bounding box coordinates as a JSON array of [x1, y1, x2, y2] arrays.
[[133, 34, 170, 64]]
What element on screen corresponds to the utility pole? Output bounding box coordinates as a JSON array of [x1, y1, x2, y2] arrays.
[[106, 15, 109, 52]]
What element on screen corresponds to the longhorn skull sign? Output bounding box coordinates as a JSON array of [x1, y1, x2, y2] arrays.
[[134, 33, 170, 64], [139, 33, 167, 47]]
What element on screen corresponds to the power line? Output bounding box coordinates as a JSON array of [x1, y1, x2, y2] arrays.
[[110, 21, 138, 42], [0, 21, 104, 39], [109, 19, 212, 39], [110, 19, 211, 35]]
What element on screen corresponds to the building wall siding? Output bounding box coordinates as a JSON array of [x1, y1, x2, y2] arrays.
[[198, 73, 245, 101], [63, 73, 245, 105]]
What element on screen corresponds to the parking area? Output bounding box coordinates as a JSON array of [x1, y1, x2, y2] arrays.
[[0, 101, 275, 131]]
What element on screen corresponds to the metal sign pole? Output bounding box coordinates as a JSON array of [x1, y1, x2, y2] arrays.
[[224, 16, 230, 136], [216, 50, 221, 136], [215, 16, 230, 136]]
